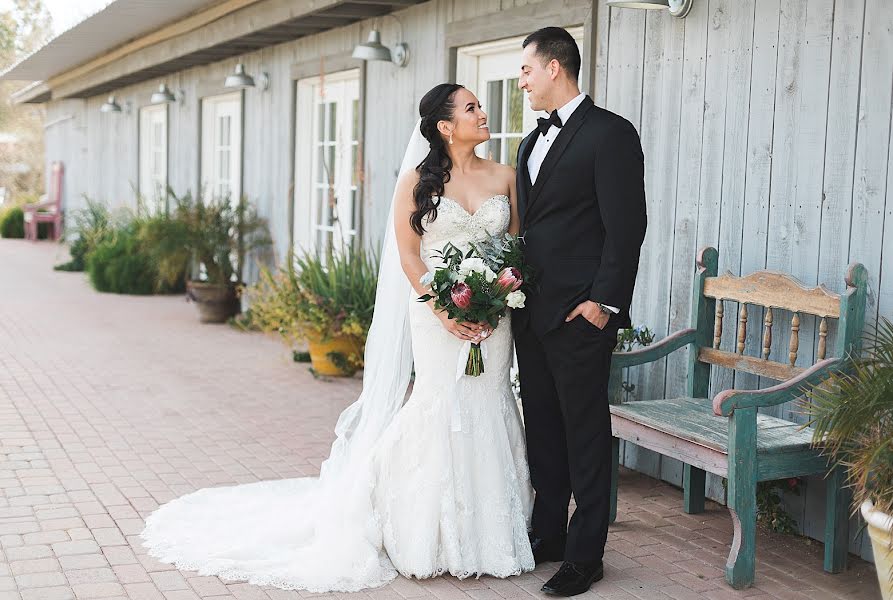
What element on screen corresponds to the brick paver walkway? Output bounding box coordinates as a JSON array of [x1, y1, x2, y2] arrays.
[[0, 239, 881, 600]]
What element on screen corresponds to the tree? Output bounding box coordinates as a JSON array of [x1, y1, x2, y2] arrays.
[[0, 0, 53, 201], [0, 12, 15, 63], [0, 0, 52, 68]]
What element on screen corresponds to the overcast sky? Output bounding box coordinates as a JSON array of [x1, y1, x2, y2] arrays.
[[1, 0, 112, 34], [45, 0, 112, 32]]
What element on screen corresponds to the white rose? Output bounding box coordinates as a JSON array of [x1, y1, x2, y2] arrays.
[[506, 290, 526, 309], [483, 267, 497, 283], [458, 257, 486, 276], [419, 272, 434, 286]]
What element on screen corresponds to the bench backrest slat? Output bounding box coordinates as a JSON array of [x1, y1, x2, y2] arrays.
[[689, 247, 867, 389], [703, 271, 841, 318]]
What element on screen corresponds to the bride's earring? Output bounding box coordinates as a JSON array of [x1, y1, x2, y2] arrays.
[[449, 131, 454, 145]]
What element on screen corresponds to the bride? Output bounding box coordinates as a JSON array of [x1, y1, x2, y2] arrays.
[[141, 83, 534, 592]]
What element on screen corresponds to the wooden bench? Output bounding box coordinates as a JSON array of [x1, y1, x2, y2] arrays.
[[24, 161, 64, 241], [607, 246, 868, 589]]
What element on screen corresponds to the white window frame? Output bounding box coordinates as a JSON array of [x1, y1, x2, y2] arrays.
[[293, 69, 361, 256], [201, 91, 242, 204], [457, 28, 585, 166], [138, 104, 168, 211]]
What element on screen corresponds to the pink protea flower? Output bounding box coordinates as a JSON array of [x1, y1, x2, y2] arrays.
[[495, 267, 523, 293], [451, 282, 473, 309]]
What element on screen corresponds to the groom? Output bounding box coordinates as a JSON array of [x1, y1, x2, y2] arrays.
[[512, 27, 647, 596]]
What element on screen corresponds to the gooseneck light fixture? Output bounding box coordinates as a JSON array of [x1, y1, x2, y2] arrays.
[[223, 63, 269, 91], [150, 83, 176, 104], [100, 95, 122, 113], [606, 0, 693, 18], [352, 16, 409, 67], [225, 63, 255, 89]]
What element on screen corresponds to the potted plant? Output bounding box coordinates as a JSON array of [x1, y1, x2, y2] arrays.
[[248, 244, 378, 376], [805, 318, 893, 598], [142, 190, 272, 323]]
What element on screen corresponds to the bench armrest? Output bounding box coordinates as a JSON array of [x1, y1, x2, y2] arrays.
[[612, 327, 697, 369], [24, 194, 53, 211], [712, 357, 846, 416]]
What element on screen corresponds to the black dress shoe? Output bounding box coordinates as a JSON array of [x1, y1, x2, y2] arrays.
[[541, 560, 604, 596], [528, 532, 566, 564]]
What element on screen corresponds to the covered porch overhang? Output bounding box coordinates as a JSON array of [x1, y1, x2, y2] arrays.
[[2, 0, 425, 103]]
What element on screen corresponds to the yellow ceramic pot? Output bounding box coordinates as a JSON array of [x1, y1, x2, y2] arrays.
[[862, 500, 893, 600], [305, 332, 362, 377]]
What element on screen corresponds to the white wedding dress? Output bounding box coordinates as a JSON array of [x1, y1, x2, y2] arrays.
[[140, 190, 534, 592]]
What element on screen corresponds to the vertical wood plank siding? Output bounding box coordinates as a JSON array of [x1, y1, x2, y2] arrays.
[[602, 0, 886, 561]]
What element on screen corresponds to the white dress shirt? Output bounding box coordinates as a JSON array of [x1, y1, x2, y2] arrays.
[[526, 92, 586, 185], [526, 92, 619, 315]]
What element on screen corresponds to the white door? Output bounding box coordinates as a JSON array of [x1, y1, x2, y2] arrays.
[[294, 70, 361, 256], [138, 104, 167, 210], [201, 92, 242, 203], [457, 28, 585, 167]]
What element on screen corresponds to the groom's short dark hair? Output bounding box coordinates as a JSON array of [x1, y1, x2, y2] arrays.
[[522, 27, 581, 82]]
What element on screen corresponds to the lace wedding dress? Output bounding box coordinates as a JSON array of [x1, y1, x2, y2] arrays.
[[140, 188, 534, 592]]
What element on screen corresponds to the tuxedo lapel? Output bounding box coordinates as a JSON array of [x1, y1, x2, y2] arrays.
[[527, 96, 595, 213], [518, 130, 537, 185], [516, 130, 538, 227]]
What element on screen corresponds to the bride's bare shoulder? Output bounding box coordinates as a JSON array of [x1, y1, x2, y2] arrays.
[[480, 158, 515, 182], [395, 169, 421, 202], [397, 168, 421, 189]]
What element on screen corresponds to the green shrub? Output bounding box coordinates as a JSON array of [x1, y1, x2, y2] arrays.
[[85, 213, 187, 295], [54, 236, 90, 271], [55, 198, 112, 272], [0, 206, 25, 238], [137, 213, 186, 293], [228, 308, 261, 331], [87, 225, 157, 294]]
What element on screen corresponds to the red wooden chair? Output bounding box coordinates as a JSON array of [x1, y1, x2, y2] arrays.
[[24, 162, 64, 241]]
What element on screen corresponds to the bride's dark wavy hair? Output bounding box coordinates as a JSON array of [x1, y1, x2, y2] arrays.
[[411, 83, 464, 235]]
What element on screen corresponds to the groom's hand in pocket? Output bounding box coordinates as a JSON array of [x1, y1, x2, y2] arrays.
[[565, 300, 609, 330]]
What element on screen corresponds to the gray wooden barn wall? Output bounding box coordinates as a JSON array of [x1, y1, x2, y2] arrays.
[[43, 0, 586, 267], [599, 0, 891, 561]]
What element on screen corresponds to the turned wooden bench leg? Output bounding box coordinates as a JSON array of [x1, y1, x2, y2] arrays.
[[683, 464, 706, 514], [610, 437, 619, 524], [824, 464, 850, 573], [726, 407, 757, 589], [726, 489, 756, 589]]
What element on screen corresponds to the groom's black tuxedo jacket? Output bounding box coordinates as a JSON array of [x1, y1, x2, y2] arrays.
[[514, 96, 647, 337]]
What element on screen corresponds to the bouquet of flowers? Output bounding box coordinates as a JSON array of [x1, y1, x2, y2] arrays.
[[418, 233, 531, 377]]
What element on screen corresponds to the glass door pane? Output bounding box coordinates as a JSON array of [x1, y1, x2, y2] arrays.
[[139, 105, 167, 211], [201, 92, 241, 206], [293, 70, 361, 257], [482, 76, 522, 167]]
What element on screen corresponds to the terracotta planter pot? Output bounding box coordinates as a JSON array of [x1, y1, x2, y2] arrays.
[[862, 500, 893, 600], [186, 281, 240, 323], [305, 331, 362, 377]]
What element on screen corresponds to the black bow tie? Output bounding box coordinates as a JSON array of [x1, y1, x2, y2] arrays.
[[536, 110, 563, 136]]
